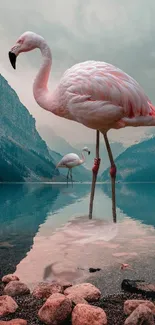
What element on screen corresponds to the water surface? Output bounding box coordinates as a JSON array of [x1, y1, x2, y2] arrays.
[[1, 183, 155, 292]]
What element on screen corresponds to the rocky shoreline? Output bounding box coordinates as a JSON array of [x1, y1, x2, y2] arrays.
[[0, 274, 155, 324]]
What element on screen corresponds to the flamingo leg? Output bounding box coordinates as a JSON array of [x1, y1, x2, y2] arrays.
[[103, 133, 117, 223], [66, 169, 69, 187], [70, 169, 73, 187], [89, 130, 101, 219]]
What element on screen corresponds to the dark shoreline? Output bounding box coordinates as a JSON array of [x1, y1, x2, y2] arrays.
[[0, 281, 154, 325]]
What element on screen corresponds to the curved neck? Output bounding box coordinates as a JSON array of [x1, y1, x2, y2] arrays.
[[33, 38, 57, 113], [80, 152, 85, 164]]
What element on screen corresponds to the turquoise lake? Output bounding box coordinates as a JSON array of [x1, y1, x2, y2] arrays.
[[1, 183, 155, 293]]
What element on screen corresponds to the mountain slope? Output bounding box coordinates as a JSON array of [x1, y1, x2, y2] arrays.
[[0, 74, 59, 181], [101, 137, 155, 182]]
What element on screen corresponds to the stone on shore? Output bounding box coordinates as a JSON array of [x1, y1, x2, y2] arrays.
[[64, 283, 101, 302], [67, 293, 88, 306], [38, 293, 72, 324], [4, 281, 30, 297], [2, 275, 19, 284], [124, 304, 154, 325], [0, 295, 18, 317], [122, 279, 155, 298], [32, 282, 63, 299], [0, 320, 27, 325], [124, 299, 155, 315], [72, 304, 107, 325]]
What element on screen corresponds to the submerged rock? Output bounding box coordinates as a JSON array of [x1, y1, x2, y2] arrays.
[[32, 282, 62, 299], [72, 304, 107, 325], [124, 304, 154, 325], [122, 279, 155, 298], [38, 293, 72, 324], [89, 268, 101, 273], [4, 281, 30, 297], [0, 295, 18, 317], [64, 283, 101, 302], [124, 299, 155, 315], [2, 274, 19, 284]]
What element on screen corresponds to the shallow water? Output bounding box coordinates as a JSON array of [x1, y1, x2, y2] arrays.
[[1, 183, 155, 290]]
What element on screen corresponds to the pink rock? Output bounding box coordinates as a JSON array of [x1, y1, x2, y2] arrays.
[[0, 295, 18, 317], [67, 293, 88, 305], [72, 304, 107, 325], [57, 281, 72, 291], [124, 299, 155, 315], [64, 283, 101, 302], [32, 282, 63, 299], [4, 281, 30, 297], [0, 320, 27, 325], [2, 274, 19, 284], [124, 305, 154, 325], [38, 293, 72, 324]]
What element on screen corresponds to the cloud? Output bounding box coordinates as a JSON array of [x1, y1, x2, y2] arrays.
[[1, 0, 155, 145]]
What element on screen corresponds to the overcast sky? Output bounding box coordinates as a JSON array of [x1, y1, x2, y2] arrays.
[[1, 0, 155, 145]]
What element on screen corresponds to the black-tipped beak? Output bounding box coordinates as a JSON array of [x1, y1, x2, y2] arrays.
[[88, 151, 90, 155], [8, 51, 16, 69]]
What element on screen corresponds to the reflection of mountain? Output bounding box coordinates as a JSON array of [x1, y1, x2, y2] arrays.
[[0, 184, 90, 277], [0, 184, 59, 277], [102, 183, 155, 227], [0, 75, 59, 181], [102, 137, 155, 181]]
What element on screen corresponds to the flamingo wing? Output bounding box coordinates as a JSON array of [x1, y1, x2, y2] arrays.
[[57, 153, 80, 168], [60, 61, 153, 130]]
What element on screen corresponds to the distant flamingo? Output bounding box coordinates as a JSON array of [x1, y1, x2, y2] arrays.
[[56, 147, 90, 185], [8, 31, 155, 221]]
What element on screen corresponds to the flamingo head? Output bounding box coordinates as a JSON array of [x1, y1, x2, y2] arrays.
[[8, 31, 44, 69], [82, 147, 90, 155]]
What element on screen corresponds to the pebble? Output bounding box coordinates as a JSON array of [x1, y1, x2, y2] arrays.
[[32, 282, 62, 299], [38, 293, 72, 324], [124, 304, 154, 325], [4, 281, 30, 297], [124, 299, 155, 315], [72, 303, 107, 325], [0, 295, 18, 317], [0, 320, 27, 325], [64, 283, 101, 302], [2, 275, 19, 284]]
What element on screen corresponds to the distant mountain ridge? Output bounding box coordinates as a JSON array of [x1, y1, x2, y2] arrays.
[[75, 141, 125, 175], [38, 125, 125, 177], [101, 136, 155, 182]]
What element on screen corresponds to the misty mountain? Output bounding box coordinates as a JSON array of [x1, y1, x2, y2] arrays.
[[75, 141, 125, 175], [101, 137, 155, 182], [0, 74, 59, 181], [38, 126, 92, 181]]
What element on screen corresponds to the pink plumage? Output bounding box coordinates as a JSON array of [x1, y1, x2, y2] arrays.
[[8, 31, 155, 219]]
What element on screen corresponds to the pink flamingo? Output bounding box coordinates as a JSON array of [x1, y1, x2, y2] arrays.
[[8, 31, 155, 221], [56, 147, 90, 186]]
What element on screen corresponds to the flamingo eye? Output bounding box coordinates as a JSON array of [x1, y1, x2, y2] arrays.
[[18, 39, 24, 44]]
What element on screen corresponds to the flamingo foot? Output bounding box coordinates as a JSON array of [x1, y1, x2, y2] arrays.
[[92, 158, 101, 175]]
